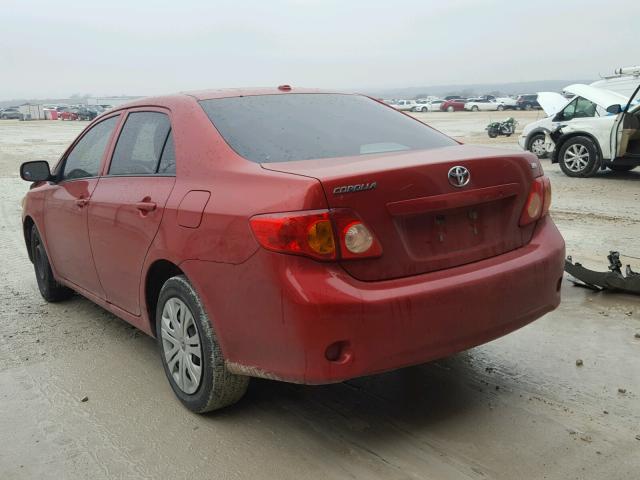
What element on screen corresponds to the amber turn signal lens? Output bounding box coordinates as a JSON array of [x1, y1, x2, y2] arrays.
[[307, 220, 336, 255]]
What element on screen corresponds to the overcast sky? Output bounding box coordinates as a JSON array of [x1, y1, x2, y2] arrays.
[[1, 0, 639, 100]]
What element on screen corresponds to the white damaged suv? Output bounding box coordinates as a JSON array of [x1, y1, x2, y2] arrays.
[[519, 84, 640, 177]]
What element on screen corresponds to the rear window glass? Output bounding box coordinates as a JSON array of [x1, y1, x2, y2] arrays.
[[199, 94, 456, 163]]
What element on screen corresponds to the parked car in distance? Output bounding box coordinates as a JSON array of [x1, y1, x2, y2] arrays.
[[60, 109, 79, 121], [76, 107, 99, 121], [519, 84, 640, 176], [516, 94, 541, 110], [440, 98, 467, 112], [413, 99, 444, 112], [20, 87, 565, 413], [496, 97, 519, 110], [0, 107, 24, 120], [387, 99, 418, 111], [464, 97, 506, 111]]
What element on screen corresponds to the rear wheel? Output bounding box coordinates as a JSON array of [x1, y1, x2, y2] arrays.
[[528, 133, 548, 159], [156, 275, 249, 413], [558, 136, 600, 177], [471, 105, 479, 112], [30, 225, 73, 302], [497, 105, 504, 111], [608, 164, 636, 172], [524, 103, 533, 111]]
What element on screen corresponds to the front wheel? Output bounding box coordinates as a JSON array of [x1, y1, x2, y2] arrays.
[[157, 275, 249, 413], [30, 225, 73, 302], [524, 104, 533, 111], [608, 164, 636, 172], [447, 106, 454, 112], [528, 133, 548, 159], [558, 136, 600, 177]]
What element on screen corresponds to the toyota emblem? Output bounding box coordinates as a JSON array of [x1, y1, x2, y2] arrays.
[[448, 166, 470, 187]]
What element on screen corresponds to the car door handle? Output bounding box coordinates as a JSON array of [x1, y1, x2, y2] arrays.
[[75, 198, 89, 207], [135, 201, 157, 212]]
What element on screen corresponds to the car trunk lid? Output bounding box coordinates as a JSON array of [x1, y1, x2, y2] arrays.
[[262, 145, 539, 281]]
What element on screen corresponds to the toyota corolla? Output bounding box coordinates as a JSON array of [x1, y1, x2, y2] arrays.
[[20, 87, 565, 412]]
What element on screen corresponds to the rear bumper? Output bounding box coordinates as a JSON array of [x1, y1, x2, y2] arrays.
[[183, 216, 565, 384]]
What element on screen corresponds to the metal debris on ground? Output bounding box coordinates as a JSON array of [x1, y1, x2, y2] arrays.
[[564, 251, 640, 295]]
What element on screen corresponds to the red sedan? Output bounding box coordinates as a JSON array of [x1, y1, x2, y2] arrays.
[[20, 87, 565, 412], [440, 98, 468, 112]]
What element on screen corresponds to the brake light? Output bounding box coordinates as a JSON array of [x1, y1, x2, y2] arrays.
[[249, 209, 382, 261], [519, 176, 552, 226]]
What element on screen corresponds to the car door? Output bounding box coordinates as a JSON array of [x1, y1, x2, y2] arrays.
[[43, 114, 121, 297], [611, 84, 640, 158], [88, 109, 176, 315]]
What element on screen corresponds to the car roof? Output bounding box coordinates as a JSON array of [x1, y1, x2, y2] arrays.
[[112, 87, 346, 111], [563, 84, 629, 109]]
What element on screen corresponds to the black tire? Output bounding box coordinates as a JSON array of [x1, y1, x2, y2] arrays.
[[497, 105, 505, 111], [471, 105, 479, 112], [608, 164, 636, 172], [156, 275, 249, 413], [558, 136, 600, 178], [524, 103, 533, 111], [488, 129, 498, 138], [528, 133, 548, 159], [30, 225, 73, 302]]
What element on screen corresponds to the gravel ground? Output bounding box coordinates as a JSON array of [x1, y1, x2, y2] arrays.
[[0, 114, 639, 480]]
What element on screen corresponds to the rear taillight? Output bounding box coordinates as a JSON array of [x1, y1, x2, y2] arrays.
[[519, 176, 552, 226], [249, 209, 382, 261]]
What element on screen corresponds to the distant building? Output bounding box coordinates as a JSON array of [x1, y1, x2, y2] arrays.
[[18, 104, 46, 120], [86, 96, 143, 107]]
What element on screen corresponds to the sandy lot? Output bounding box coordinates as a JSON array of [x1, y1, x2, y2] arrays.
[[1, 114, 639, 480]]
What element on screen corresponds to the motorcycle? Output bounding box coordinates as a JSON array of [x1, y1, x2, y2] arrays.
[[486, 117, 517, 138]]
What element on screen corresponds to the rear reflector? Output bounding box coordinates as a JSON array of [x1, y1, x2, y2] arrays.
[[250, 209, 382, 261], [519, 176, 551, 226]]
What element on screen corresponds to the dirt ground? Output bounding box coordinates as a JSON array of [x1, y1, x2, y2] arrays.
[[0, 113, 639, 480]]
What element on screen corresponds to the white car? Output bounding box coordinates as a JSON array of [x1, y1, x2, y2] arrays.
[[412, 99, 444, 112], [387, 99, 418, 111], [464, 97, 506, 111], [519, 84, 640, 177]]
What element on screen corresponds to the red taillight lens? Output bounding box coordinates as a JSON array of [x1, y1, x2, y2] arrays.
[[519, 176, 552, 226], [249, 209, 382, 261], [249, 210, 336, 260]]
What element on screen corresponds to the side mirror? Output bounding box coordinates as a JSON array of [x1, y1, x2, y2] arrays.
[[606, 104, 622, 115], [20, 161, 52, 182]]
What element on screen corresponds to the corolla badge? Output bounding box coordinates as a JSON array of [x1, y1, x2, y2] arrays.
[[447, 166, 470, 187], [332, 182, 377, 195]]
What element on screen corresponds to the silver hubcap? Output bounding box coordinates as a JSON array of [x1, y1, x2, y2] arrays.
[[161, 298, 202, 394], [564, 144, 590, 172], [531, 138, 546, 156]]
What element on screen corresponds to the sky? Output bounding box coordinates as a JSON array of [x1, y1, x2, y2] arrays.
[[1, 0, 639, 100]]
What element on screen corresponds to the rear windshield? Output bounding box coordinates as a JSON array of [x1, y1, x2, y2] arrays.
[[199, 94, 456, 163]]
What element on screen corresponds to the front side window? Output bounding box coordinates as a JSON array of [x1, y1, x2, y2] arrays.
[[62, 115, 119, 181], [200, 94, 456, 163], [109, 112, 171, 175], [559, 97, 598, 121]]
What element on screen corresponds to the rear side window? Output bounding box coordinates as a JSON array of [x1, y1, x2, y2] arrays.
[[62, 115, 119, 181], [200, 94, 456, 163], [109, 112, 171, 175]]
